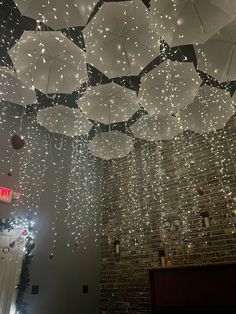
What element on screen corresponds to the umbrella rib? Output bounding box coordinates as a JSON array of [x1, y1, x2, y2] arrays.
[[224, 29, 234, 44], [123, 34, 156, 52], [121, 39, 131, 73], [226, 45, 235, 79], [192, 1, 206, 35]]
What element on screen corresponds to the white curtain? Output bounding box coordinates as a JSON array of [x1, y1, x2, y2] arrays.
[[0, 230, 24, 314]]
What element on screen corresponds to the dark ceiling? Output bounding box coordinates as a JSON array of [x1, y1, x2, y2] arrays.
[[0, 0, 235, 137]]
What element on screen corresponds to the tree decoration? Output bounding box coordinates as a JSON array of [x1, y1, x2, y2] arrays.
[[11, 134, 25, 150], [0, 217, 35, 314]]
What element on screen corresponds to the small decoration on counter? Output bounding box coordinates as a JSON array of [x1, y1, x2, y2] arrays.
[[196, 186, 204, 195], [200, 210, 210, 228], [114, 239, 120, 254], [11, 134, 25, 150]]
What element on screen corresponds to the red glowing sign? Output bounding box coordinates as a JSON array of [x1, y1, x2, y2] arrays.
[[0, 186, 13, 203]]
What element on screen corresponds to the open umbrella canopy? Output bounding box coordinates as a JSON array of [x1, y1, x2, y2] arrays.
[[0, 67, 37, 106], [8, 31, 87, 94], [150, 0, 236, 47], [88, 131, 133, 160], [138, 60, 201, 115], [178, 85, 236, 134], [130, 114, 182, 142], [195, 19, 236, 82], [37, 104, 93, 137], [14, 0, 98, 30], [78, 82, 139, 124], [83, 0, 159, 78]]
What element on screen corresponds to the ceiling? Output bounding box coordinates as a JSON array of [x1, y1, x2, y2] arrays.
[[0, 0, 235, 138]]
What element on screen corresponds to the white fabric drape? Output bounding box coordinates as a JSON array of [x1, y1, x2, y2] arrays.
[[0, 231, 24, 314]]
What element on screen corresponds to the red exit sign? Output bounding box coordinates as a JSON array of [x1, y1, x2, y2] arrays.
[[0, 186, 13, 203]]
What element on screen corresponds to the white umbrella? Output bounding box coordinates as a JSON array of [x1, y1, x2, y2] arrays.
[[178, 85, 236, 134], [14, 0, 98, 30], [195, 19, 236, 82], [78, 83, 139, 124], [138, 60, 201, 115], [150, 0, 236, 46], [8, 31, 87, 94], [130, 114, 182, 142], [83, 0, 159, 78], [0, 67, 37, 106], [37, 105, 93, 137], [88, 131, 133, 160]]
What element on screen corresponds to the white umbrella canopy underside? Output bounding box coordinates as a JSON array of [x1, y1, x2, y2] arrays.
[[150, 0, 236, 46], [88, 131, 134, 160], [195, 19, 236, 82], [78, 82, 139, 124], [0, 67, 37, 106], [131, 114, 183, 142], [178, 85, 236, 134], [8, 31, 87, 94], [138, 60, 202, 115], [14, 0, 98, 29], [83, 0, 160, 78], [37, 104, 93, 137]]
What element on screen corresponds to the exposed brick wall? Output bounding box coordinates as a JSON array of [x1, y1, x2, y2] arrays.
[[100, 120, 236, 314]]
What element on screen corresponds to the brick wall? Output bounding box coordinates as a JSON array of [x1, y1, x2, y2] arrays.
[[100, 119, 236, 314]]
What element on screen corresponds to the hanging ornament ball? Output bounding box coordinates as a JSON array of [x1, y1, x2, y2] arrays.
[[9, 241, 15, 248], [7, 170, 13, 176], [11, 134, 25, 150], [196, 187, 204, 195], [21, 229, 28, 236], [49, 253, 54, 259]]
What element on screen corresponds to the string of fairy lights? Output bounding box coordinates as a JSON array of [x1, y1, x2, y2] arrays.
[[0, 0, 236, 268]]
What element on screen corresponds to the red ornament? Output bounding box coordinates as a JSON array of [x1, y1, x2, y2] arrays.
[[7, 170, 13, 176], [196, 187, 204, 195], [9, 241, 15, 248], [21, 229, 28, 236], [11, 134, 25, 150]]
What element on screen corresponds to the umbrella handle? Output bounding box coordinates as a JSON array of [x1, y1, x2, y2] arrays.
[[54, 136, 64, 150], [45, 93, 56, 99]]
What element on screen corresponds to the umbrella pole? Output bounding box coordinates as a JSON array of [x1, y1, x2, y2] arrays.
[[109, 103, 111, 132], [45, 61, 55, 99]]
